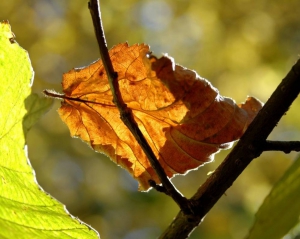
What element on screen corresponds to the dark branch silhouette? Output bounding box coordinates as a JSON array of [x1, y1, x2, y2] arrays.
[[87, 0, 300, 238], [159, 59, 300, 238]]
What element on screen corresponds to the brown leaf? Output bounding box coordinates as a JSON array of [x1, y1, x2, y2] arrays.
[[50, 43, 263, 190]]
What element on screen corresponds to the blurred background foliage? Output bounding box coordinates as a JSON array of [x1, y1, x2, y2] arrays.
[[1, 0, 300, 238]]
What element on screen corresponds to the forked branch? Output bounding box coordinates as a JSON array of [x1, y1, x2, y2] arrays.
[[159, 59, 300, 238], [87, 0, 300, 238]]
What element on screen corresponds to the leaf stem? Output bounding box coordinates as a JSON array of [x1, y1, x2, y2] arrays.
[[43, 89, 65, 99], [87, 0, 191, 213]]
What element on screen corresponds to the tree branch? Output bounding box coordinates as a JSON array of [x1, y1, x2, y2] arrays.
[[88, 0, 191, 213], [88, 1, 300, 237], [159, 59, 300, 238], [263, 140, 300, 153]]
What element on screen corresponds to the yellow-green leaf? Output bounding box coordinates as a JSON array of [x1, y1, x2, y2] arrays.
[[246, 155, 300, 239], [0, 21, 100, 239]]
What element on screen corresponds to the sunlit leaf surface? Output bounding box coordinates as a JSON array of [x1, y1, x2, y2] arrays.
[[0, 21, 100, 239], [49, 43, 262, 190], [246, 154, 300, 239]]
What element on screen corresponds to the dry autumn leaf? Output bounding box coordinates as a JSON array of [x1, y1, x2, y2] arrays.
[[45, 43, 263, 191]]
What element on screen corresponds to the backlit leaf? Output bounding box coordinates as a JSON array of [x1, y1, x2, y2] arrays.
[[48, 43, 262, 190], [0, 21, 99, 238], [246, 154, 300, 239]]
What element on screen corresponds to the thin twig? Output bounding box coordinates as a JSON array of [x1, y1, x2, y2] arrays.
[[159, 59, 300, 239], [263, 140, 300, 153], [87, 0, 191, 213]]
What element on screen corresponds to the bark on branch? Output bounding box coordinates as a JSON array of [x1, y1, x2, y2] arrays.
[[159, 59, 300, 238], [88, 0, 300, 238]]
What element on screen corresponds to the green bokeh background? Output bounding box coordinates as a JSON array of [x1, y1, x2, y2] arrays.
[[1, 1, 299, 238]]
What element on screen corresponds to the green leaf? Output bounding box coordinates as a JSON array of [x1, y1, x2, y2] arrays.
[[0, 21, 100, 239], [246, 155, 300, 239]]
